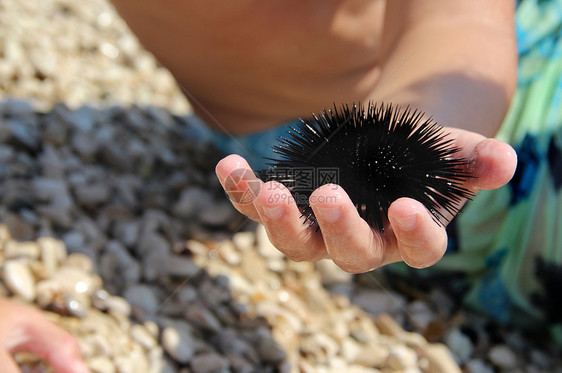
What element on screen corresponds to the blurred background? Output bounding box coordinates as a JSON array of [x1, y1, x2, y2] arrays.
[[0, 1, 559, 373], [0, 0, 189, 112]]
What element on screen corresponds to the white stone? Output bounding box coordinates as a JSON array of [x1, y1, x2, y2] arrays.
[[4, 240, 40, 260], [3, 260, 36, 301], [386, 345, 418, 370], [88, 356, 116, 373], [51, 266, 96, 296], [130, 324, 157, 350], [315, 259, 352, 286], [232, 231, 255, 251], [37, 236, 67, 275]]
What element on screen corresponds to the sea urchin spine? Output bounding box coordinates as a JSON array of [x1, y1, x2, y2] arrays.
[[256, 102, 473, 232]]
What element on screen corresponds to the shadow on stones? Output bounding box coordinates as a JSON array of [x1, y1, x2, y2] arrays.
[[0, 99, 286, 372]]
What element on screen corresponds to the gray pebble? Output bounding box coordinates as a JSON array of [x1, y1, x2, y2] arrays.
[[465, 359, 494, 373], [488, 344, 518, 369], [162, 322, 196, 364], [190, 352, 230, 373], [123, 284, 160, 315], [352, 289, 406, 316], [445, 328, 474, 365]]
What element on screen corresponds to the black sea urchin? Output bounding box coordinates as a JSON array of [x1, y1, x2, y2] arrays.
[[256, 102, 473, 232]]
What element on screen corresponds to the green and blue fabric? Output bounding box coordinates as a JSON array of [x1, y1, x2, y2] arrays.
[[436, 0, 562, 342]]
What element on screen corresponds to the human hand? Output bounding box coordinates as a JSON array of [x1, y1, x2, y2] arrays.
[[215, 127, 516, 273], [0, 297, 90, 373]]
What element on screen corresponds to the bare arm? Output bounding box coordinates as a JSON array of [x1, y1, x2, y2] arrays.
[[377, 0, 517, 137]]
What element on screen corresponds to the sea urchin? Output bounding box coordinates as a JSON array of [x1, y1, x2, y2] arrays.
[[256, 102, 473, 232]]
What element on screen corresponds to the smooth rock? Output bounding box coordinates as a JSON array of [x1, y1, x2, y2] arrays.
[[63, 253, 94, 273], [113, 221, 139, 247], [32, 178, 69, 202], [164, 254, 199, 278], [387, 345, 417, 370], [257, 334, 286, 364], [353, 290, 406, 316], [130, 324, 157, 350], [300, 333, 337, 365], [190, 352, 230, 373], [488, 345, 518, 369], [184, 304, 222, 332], [105, 295, 132, 317], [421, 343, 462, 373], [465, 359, 494, 373], [51, 266, 96, 296], [354, 344, 389, 367], [37, 236, 67, 275], [445, 328, 474, 365], [4, 240, 40, 259], [217, 240, 240, 266], [232, 231, 255, 251], [162, 322, 196, 364], [123, 284, 160, 315], [35, 279, 65, 310], [315, 259, 352, 286], [88, 356, 116, 373], [199, 201, 238, 226], [62, 231, 85, 253], [172, 187, 214, 218], [375, 313, 405, 338], [3, 259, 36, 301], [75, 183, 111, 206], [137, 231, 170, 257], [105, 240, 141, 282], [216, 329, 255, 358], [407, 300, 436, 332]]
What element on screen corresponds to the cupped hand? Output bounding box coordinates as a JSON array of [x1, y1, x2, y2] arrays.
[[215, 127, 516, 273], [0, 297, 90, 373], [214, 0, 518, 273]]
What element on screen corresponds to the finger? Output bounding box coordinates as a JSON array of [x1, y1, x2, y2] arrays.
[[388, 197, 448, 269], [253, 181, 327, 261], [466, 138, 517, 190], [215, 154, 262, 222], [445, 129, 517, 191], [8, 318, 89, 373], [309, 184, 399, 273], [2, 307, 90, 373]]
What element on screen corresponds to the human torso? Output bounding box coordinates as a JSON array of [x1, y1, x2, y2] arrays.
[[111, 0, 386, 132]]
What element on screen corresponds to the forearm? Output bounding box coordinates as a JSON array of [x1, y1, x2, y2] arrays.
[[376, 0, 517, 137]]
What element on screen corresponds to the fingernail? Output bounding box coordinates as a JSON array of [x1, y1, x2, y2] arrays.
[[315, 206, 340, 223], [262, 205, 284, 220], [393, 214, 417, 231]]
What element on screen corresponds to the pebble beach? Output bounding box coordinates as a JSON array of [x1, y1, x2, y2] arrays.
[[0, 0, 561, 372]]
